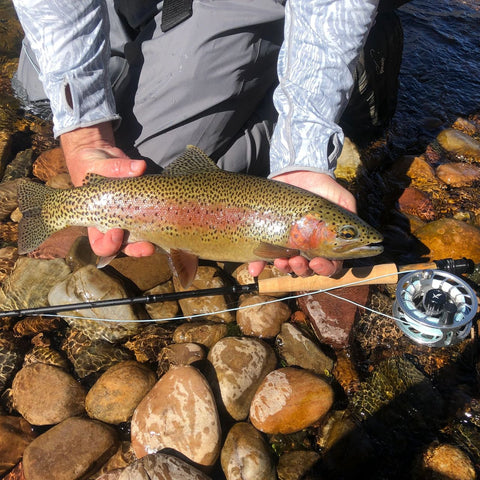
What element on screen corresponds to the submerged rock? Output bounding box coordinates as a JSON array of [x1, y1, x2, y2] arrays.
[[31, 147, 68, 182], [437, 128, 480, 161], [0, 331, 24, 394], [436, 161, 480, 187], [276, 450, 321, 480], [0, 178, 21, 221], [173, 321, 227, 349]]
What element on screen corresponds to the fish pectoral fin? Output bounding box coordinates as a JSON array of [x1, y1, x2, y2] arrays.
[[96, 254, 118, 268], [253, 242, 300, 259], [169, 249, 199, 288]]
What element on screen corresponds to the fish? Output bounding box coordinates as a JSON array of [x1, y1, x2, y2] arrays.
[[17, 146, 383, 287]]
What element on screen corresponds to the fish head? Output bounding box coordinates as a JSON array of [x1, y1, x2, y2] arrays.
[[287, 211, 384, 260]]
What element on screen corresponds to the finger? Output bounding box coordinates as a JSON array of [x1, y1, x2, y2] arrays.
[[89, 157, 147, 179], [309, 257, 342, 277], [248, 261, 267, 277], [288, 256, 313, 277], [273, 258, 293, 274], [123, 242, 156, 258], [88, 227, 124, 257]]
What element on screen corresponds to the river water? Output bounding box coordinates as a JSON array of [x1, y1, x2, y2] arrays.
[[391, 0, 480, 152]]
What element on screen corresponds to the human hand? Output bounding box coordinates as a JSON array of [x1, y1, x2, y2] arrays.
[[248, 171, 357, 278], [60, 122, 156, 258]]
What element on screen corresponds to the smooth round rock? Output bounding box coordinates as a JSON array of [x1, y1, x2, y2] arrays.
[[249, 367, 334, 434], [236, 295, 291, 338], [437, 128, 480, 160], [22, 416, 118, 480], [208, 337, 277, 420], [436, 162, 480, 187], [221, 422, 276, 480], [85, 361, 156, 424], [131, 365, 221, 467], [173, 322, 228, 349], [12, 363, 86, 425], [159, 342, 206, 367]]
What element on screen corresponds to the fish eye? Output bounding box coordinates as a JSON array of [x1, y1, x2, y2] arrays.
[[338, 225, 358, 240]]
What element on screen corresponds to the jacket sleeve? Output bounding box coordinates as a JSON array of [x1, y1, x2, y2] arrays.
[[269, 0, 379, 178], [13, 0, 120, 137]]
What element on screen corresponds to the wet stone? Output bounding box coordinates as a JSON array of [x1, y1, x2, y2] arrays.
[[96, 453, 212, 480], [93, 441, 136, 479], [159, 342, 206, 368], [173, 321, 228, 349], [436, 161, 480, 187], [208, 336, 277, 421], [173, 266, 234, 323], [123, 324, 173, 363], [334, 136, 362, 182], [2, 149, 34, 182], [22, 345, 69, 370], [22, 416, 118, 480], [437, 128, 480, 161], [221, 422, 276, 480], [0, 178, 21, 221], [276, 322, 334, 375], [0, 416, 36, 476], [0, 246, 18, 283], [85, 361, 156, 425], [236, 295, 291, 338], [13, 316, 64, 338], [48, 264, 144, 343], [397, 187, 435, 221], [250, 367, 334, 434], [277, 450, 321, 480], [0, 130, 12, 175], [143, 280, 179, 321], [31, 147, 68, 182], [12, 363, 85, 426], [131, 365, 221, 468], [0, 331, 25, 394]]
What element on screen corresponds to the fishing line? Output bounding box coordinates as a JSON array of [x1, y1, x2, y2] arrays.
[[34, 269, 418, 325]]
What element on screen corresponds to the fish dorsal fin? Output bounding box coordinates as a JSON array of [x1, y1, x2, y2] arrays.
[[162, 145, 219, 176], [169, 248, 199, 288], [253, 242, 300, 259], [83, 173, 109, 186]]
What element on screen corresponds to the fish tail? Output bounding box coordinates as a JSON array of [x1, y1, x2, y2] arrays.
[[17, 180, 57, 254]]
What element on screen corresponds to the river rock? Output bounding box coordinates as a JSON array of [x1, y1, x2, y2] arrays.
[[0, 178, 21, 221], [391, 155, 438, 187], [297, 286, 370, 349], [249, 367, 334, 434], [48, 264, 144, 343], [416, 443, 476, 480], [208, 337, 277, 421], [109, 253, 172, 291], [173, 321, 227, 349], [276, 323, 334, 375], [0, 130, 12, 175], [0, 331, 24, 394], [236, 295, 291, 338], [32, 147, 68, 182], [22, 416, 118, 480], [12, 363, 86, 425], [233, 263, 287, 297], [123, 324, 173, 363], [334, 136, 362, 182], [22, 345, 69, 370], [397, 187, 435, 221], [437, 128, 480, 161], [159, 342, 206, 368], [0, 246, 18, 283], [131, 365, 221, 467], [276, 450, 321, 480], [0, 416, 36, 476], [414, 218, 480, 263], [0, 257, 70, 313], [3, 149, 34, 182], [173, 266, 234, 323], [436, 162, 480, 187], [92, 442, 136, 479], [85, 361, 156, 424], [221, 422, 276, 480], [144, 280, 179, 321], [96, 453, 212, 480]]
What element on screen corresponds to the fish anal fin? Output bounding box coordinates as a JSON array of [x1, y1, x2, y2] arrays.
[[253, 242, 300, 259], [169, 249, 199, 288]]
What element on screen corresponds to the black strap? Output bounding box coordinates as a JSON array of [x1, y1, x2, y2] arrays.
[[161, 0, 194, 32]]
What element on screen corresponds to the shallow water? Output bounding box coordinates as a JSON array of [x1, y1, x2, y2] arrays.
[[392, 0, 480, 152]]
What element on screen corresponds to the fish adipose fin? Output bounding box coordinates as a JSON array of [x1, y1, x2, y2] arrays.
[[162, 146, 219, 176], [169, 248, 199, 288], [253, 242, 300, 259], [17, 180, 56, 255]]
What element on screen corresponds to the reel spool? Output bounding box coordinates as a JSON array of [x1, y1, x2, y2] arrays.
[[393, 269, 478, 347]]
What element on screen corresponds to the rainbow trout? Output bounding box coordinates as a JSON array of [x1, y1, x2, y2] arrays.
[[17, 146, 383, 286]]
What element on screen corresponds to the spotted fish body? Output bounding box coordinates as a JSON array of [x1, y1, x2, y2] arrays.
[[17, 146, 383, 276]]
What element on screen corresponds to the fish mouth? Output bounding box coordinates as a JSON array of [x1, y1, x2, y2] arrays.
[[332, 242, 384, 258]]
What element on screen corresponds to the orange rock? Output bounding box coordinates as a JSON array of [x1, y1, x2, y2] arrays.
[[32, 147, 68, 182], [398, 187, 435, 221], [249, 367, 334, 434]]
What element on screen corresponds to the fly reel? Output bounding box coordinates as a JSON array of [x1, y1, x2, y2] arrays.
[[393, 269, 478, 347]]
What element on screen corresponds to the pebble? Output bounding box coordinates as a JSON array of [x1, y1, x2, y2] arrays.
[[85, 361, 156, 424], [297, 286, 370, 349], [437, 128, 480, 160], [276, 322, 334, 375], [31, 147, 68, 182], [397, 187, 435, 221], [173, 321, 227, 349], [131, 365, 221, 468], [276, 450, 321, 480], [159, 342, 206, 367], [173, 266, 234, 323], [22, 416, 118, 480], [221, 422, 276, 480], [417, 443, 476, 480], [249, 367, 334, 434], [207, 337, 277, 420], [436, 162, 480, 187], [236, 295, 291, 338], [0, 416, 36, 476], [48, 264, 144, 342], [414, 217, 480, 263], [96, 453, 212, 480], [12, 363, 86, 425]]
